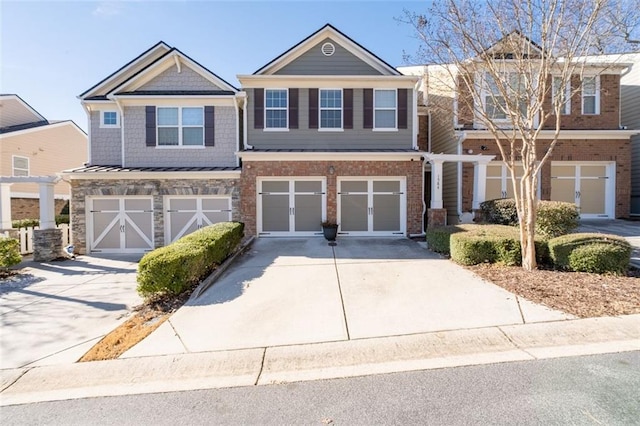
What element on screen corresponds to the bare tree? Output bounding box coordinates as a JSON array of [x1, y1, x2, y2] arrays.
[[403, 0, 639, 270]]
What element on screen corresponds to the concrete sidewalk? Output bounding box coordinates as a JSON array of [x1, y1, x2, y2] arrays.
[[122, 239, 573, 359], [0, 255, 142, 369], [1, 314, 638, 406]]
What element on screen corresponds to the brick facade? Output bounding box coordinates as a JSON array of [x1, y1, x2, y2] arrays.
[[240, 160, 424, 236], [70, 177, 240, 254], [11, 198, 68, 221], [461, 138, 631, 217]]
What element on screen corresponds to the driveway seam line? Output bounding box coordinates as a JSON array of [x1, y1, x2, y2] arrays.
[[515, 295, 526, 324], [332, 245, 351, 341], [254, 347, 267, 386], [0, 367, 31, 393], [168, 319, 190, 353], [497, 326, 538, 359]]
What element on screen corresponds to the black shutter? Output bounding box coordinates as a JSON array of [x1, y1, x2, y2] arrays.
[[204, 106, 215, 146], [309, 88, 318, 129], [363, 89, 373, 129], [254, 88, 264, 129], [398, 89, 408, 129], [145, 106, 156, 146], [289, 88, 298, 129], [343, 89, 353, 129]]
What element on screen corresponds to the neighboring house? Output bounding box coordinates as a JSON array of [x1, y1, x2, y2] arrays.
[[400, 36, 638, 225], [237, 24, 422, 237], [618, 52, 640, 216], [0, 94, 87, 219], [64, 42, 244, 254]]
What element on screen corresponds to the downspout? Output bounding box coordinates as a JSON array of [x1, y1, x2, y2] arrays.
[[242, 93, 252, 150], [233, 94, 241, 167], [81, 102, 92, 165], [412, 81, 419, 150], [457, 131, 466, 218]]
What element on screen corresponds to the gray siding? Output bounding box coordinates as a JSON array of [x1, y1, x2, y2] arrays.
[[275, 38, 383, 76], [620, 54, 640, 214], [90, 111, 122, 165], [247, 88, 413, 150], [122, 106, 237, 167], [443, 162, 460, 224], [632, 134, 640, 214], [138, 65, 224, 91]]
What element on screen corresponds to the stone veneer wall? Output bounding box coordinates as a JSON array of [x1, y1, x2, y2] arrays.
[[70, 177, 240, 254], [240, 160, 424, 236]]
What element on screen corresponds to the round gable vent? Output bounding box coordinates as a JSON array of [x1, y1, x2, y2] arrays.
[[321, 42, 335, 56]]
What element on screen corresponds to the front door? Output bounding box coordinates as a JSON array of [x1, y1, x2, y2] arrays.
[[89, 197, 154, 253], [258, 178, 326, 236], [338, 178, 405, 236]]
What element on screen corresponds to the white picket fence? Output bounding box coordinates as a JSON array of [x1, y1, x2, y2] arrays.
[[2, 224, 71, 255]]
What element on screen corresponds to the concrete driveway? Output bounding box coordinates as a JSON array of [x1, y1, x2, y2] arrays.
[[0, 255, 142, 369], [578, 219, 640, 267], [124, 238, 572, 358]]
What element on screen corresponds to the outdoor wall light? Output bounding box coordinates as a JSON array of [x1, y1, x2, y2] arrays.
[[481, 145, 488, 151], [328, 165, 335, 175], [467, 149, 474, 154]]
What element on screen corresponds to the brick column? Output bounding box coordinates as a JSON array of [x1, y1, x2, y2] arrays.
[[427, 208, 447, 228]]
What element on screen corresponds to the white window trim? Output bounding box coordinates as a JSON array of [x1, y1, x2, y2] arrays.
[[373, 88, 398, 131], [552, 76, 571, 116], [319, 88, 343, 131], [156, 106, 204, 147], [100, 111, 120, 128], [264, 88, 289, 131], [12, 155, 29, 177], [581, 75, 600, 115]]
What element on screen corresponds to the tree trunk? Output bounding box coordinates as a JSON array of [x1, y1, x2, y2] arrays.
[[520, 179, 538, 271]]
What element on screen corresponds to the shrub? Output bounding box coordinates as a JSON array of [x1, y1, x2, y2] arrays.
[[568, 243, 631, 275], [56, 215, 70, 225], [0, 237, 21, 269], [479, 199, 518, 226], [137, 222, 244, 298], [450, 233, 497, 265], [12, 218, 40, 228], [535, 201, 579, 238], [426, 225, 468, 254], [548, 233, 630, 270]]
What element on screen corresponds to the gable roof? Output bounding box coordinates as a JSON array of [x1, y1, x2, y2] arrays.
[[482, 30, 544, 59], [253, 23, 401, 76], [0, 94, 47, 128], [79, 41, 171, 99], [108, 47, 238, 95], [0, 119, 87, 138]]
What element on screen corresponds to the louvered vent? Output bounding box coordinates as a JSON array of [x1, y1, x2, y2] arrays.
[[321, 42, 335, 56]]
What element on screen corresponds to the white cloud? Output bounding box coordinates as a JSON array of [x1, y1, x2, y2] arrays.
[[92, 1, 124, 17]]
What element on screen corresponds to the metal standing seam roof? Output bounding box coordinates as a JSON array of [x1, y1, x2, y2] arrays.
[[65, 165, 241, 173], [246, 148, 421, 153]]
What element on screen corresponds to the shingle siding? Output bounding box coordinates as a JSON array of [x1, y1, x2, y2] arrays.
[[138, 65, 224, 91], [123, 106, 237, 167], [246, 88, 413, 149], [275, 38, 383, 76], [90, 111, 121, 165]]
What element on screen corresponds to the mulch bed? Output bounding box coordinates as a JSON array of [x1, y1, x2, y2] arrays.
[[467, 264, 640, 318]]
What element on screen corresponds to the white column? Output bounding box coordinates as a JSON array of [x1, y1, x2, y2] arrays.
[[39, 182, 56, 230], [430, 160, 444, 209], [0, 183, 13, 229], [472, 161, 488, 209]]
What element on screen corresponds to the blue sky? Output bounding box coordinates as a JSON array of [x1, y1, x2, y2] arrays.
[[1, 0, 426, 132]]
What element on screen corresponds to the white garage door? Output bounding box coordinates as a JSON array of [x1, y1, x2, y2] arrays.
[[258, 178, 326, 236], [89, 197, 154, 253], [338, 178, 406, 236], [551, 162, 615, 218], [165, 196, 232, 243]]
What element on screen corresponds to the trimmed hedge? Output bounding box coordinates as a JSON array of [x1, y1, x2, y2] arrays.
[[0, 237, 21, 269], [137, 222, 244, 298], [426, 224, 474, 254], [548, 233, 631, 270], [479, 199, 579, 238], [568, 243, 631, 275], [11, 215, 70, 229]]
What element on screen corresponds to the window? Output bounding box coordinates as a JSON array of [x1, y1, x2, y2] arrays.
[[319, 89, 342, 129], [582, 76, 599, 115], [157, 107, 204, 146], [12, 156, 29, 177], [483, 73, 527, 121], [100, 111, 119, 128], [552, 77, 571, 115], [484, 74, 507, 120], [265, 89, 287, 129], [374, 89, 397, 129]]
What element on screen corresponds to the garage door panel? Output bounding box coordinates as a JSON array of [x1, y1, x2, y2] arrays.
[[263, 181, 289, 193], [93, 199, 120, 211], [92, 215, 120, 250], [581, 165, 606, 178], [373, 194, 400, 231], [486, 178, 503, 200], [202, 198, 229, 211], [203, 211, 231, 225], [169, 212, 197, 241], [580, 178, 606, 215], [373, 180, 400, 193], [295, 181, 322, 193], [341, 194, 368, 232], [551, 178, 576, 204], [125, 198, 152, 211], [294, 194, 322, 232], [170, 198, 197, 211], [262, 194, 290, 232], [341, 181, 368, 193]]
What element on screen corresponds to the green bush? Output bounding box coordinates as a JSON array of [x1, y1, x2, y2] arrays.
[[568, 243, 631, 275], [450, 233, 497, 265], [548, 233, 631, 270], [137, 222, 244, 298], [12, 218, 40, 228], [535, 201, 579, 238], [56, 215, 70, 225], [426, 225, 470, 254], [479, 199, 518, 226], [0, 237, 21, 269]]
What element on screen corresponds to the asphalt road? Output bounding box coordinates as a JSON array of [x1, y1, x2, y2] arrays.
[[3, 351, 639, 425]]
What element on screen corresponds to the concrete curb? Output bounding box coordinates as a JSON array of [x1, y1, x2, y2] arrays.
[[190, 236, 256, 300], [1, 314, 638, 406]]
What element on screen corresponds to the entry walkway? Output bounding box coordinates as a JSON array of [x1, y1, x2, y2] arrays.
[[124, 238, 573, 358], [0, 255, 141, 369]]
